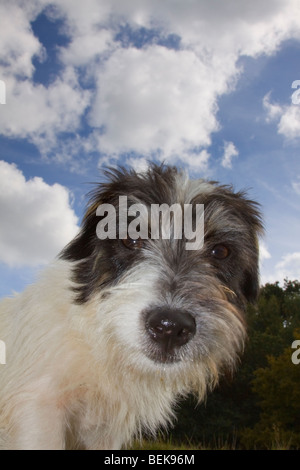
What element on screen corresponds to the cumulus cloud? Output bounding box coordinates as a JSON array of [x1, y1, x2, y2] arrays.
[[292, 178, 300, 195], [263, 92, 300, 140], [1, 0, 300, 169], [89, 46, 221, 162], [263, 93, 283, 122], [0, 160, 79, 267], [275, 252, 300, 282], [259, 241, 272, 284], [259, 241, 271, 264], [0, 68, 91, 156], [260, 245, 300, 285], [0, 1, 44, 79], [278, 106, 300, 139], [221, 141, 239, 169]]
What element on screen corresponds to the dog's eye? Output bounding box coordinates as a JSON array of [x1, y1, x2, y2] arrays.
[[122, 237, 144, 250], [211, 244, 230, 260]]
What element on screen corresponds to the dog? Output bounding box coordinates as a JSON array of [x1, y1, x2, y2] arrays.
[[0, 164, 263, 449]]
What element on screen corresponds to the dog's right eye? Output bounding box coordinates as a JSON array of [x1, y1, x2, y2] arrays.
[[211, 244, 230, 260], [122, 237, 144, 250]]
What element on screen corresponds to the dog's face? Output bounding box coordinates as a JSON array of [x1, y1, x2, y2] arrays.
[[61, 164, 262, 390]]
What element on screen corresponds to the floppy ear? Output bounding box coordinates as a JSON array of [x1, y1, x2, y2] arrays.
[[240, 231, 262, 304], [232, 193, 263, 304], [242, 267, 260, 304]]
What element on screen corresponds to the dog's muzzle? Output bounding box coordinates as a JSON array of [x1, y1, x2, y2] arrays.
[[145, 307, 196, 363]]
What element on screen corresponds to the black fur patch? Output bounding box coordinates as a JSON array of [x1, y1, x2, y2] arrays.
[[60, 164, 179, 303]]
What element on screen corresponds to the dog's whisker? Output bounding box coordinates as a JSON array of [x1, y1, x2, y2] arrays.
[[220, 285, 237, 298]]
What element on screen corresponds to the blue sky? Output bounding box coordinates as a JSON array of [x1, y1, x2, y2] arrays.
[[0, 0, 300, 297]]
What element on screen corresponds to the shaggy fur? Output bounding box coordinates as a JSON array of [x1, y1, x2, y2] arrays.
[[0, 164, 263, 449]]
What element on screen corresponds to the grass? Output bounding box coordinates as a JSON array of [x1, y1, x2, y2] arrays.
[[128, 435, 238, 450], [130, 439, 200, 451], [129, 439, 297, 451]]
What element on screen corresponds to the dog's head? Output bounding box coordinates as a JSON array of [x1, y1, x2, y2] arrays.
[[61, 164, 263, 390]]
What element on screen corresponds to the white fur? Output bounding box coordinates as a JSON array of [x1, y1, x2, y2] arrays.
[[0, 260, 208, 450]]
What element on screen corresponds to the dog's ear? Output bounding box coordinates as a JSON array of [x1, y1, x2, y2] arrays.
[[232, 193, 263, 305], [242, 267, 260, 304], [240, 230, 262, 304]]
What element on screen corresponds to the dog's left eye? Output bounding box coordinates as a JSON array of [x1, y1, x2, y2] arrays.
[[211, 244, 230, 260], [122, 237, 144, 250]]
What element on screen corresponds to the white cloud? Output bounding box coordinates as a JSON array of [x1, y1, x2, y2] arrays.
[[263, 92, 300, 140], [221, 141, 239, 169], [60, 30, 114, 67], [259, 240, 271, 264], [292, 178, 300, 195], [125, 156, 149, 173], [180, 150, 211, 173], [89, 46, 221, 164], [0, 68, 91, 155], [0, 1, 45, 79], [278, 105, 300, 140], [259, 241, 272, 285], [260, 246, 300, 285], [1, 0, 300, 169], [263, 93, 283, 122], [275, 252, 300, 282], [0, 160, 79, 267]]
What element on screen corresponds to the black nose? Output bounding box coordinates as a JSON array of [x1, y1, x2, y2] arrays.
[[145, 308, 196, 352]]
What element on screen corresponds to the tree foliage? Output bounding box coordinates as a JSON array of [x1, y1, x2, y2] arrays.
[[170, 279, 300, 449]]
